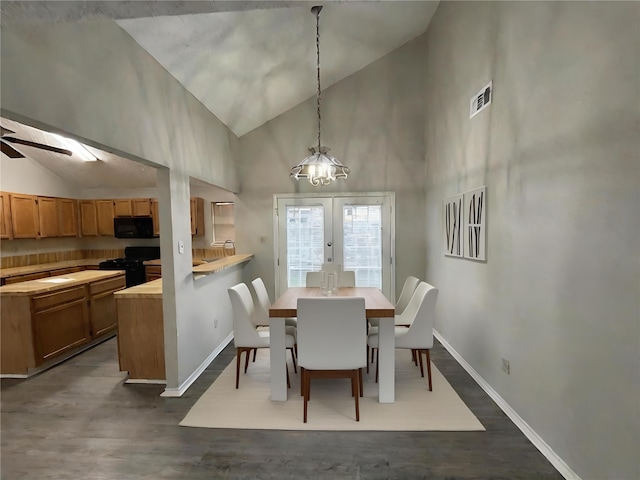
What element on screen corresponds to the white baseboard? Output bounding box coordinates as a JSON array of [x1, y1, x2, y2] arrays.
[[125, 379, 166, 385], [161, 333, 233, 397], [434, 330, 581, 480]]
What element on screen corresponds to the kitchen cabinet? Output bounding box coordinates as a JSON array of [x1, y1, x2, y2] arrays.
[[49, 266, 84, 277], [1, 271, 126, 375], [114, 199, 132, 217], [145, 265, 162, 282], [4, 271, 50, 284], [96, 199, 115, 236], [150, 198, 160, 236], [191, 197, 205, 236], [114, 198, 152, 217], [0, 191, 13, 239], [79, 200, 98, 236], [33, 285, 90, 362], [88, 275, 126, 338], [58, 198, 78, 237], [37, 196, 59, 238], [132, 198, 151, 216], [116, 287, 165, 381], [10, 193, 39, 239]]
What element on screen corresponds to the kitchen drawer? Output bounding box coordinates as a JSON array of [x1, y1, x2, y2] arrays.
[[33, 286, 86, 312], [89, 275, 126, 296], [49, 267, 84, 277], [4, 271, 51, 284]]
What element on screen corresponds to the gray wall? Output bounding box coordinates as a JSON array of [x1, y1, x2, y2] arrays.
[[1, 18, 241, 391], [236, 33, 429, 299], [422, 2, 639, 479]]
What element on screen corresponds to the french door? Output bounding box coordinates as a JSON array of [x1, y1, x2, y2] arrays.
[[274, 193, 395, 298]]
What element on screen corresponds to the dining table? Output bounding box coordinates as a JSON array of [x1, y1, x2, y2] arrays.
[[269, 287, 396, 403]]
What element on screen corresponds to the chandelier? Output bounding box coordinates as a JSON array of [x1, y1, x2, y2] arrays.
[[290, 5, 349, 186]]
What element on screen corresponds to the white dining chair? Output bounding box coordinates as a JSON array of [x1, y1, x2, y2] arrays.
[[228, 283, 296, 388], [367, 275, 421, 369], [368, 282, 438, 390], [250, 277, 298, 371], [321, 263, 342, 273], [251, 277, 297, 328], [305, 270, 356, 288], [369, 275, 421, 328], [297, 296, 367, 423]]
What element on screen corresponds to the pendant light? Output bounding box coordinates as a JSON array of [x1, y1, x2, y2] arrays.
[[290, 5, 349, 186]]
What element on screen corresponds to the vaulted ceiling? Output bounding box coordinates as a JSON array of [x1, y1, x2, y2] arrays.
[[1, 1, 439, 188]]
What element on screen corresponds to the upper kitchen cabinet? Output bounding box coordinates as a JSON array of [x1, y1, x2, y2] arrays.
[[79, 200, 98, 236], [37, 196, 59, 238], [58, 198, 79, 237], [96, 200, 115, 236], [150, 199, 160, 236], [10, 193, 39, 239], [114, 198, 151, 217], [114, 199, 132, 217], [0, 192, 13, 239], [132, 198, 151, 217], [190, 197, 205, 237]]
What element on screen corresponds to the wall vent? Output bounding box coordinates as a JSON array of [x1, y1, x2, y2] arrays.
[[469, 81, 492, 119]]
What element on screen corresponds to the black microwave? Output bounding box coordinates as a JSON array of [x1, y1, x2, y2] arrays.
[[113, 217, 156, 238]]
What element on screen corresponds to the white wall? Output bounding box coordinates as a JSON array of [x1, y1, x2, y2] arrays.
[[236, 34, 429, 300], [1, 18, 241, 391], [422, 2, 639, 479]]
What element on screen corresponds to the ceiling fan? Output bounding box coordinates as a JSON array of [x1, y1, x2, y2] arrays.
[[1, 126, 72, 159]]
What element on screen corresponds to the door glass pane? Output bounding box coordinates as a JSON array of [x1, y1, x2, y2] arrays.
[[286, 206, 325, 287], [342, 205, 382, 288]]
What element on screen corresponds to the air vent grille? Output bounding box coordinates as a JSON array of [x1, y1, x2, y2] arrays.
[[470, 81, 492, 119]]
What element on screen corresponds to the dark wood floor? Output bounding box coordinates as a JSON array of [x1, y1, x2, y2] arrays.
[[1, 337, 564, 480]]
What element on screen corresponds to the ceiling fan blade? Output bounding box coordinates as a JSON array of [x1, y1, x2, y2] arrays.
[[1, 139, 26, 158], [3, 136, 72, 156], [1, 126, 16, 136]]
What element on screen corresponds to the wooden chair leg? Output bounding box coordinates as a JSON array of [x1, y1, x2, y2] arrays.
[[288, 347, 297, 373], [253, 348, 257, 362], [353, 370, 360, 421], [418, 349, 425, 377], [300, 367, 305, 396], [244, 348, 251, 373], [358, 368, 363, 397], [412, 349, 418, 366], [235, 348, 242, 389], [366, 346, 370, 374], [425, 349, 432, 391], [286, 364, 291, 389], [375, 349, 379, 383], [303, 369, 309, 423]]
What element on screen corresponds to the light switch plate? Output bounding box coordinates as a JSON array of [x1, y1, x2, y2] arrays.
[[178, 241, 185, 254]]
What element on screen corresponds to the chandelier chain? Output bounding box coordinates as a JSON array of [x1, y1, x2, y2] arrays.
[[315, 7, 322, 151]]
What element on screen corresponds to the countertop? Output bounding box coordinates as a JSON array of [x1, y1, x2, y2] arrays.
[[116, 254, 254, 299], [0, 259, 106, 279], [143, 259, 208, 267], [0, 270, 125, 296]]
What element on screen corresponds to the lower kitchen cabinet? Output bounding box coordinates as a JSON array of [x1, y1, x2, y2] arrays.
[[116, 293, 165, 381], [145, 265, 162, 282], [33, 286, 90, 362], [0, 271, 126, 375], [4, 271, 51, 284], [89, 275, 126, 337]]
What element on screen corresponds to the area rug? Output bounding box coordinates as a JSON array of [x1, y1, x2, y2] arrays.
[[179, 348, 485, 431]]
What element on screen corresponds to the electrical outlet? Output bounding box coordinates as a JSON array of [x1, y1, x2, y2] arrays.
[[502, 358, 510, 375]]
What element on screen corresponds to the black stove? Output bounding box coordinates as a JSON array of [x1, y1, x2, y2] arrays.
[[99, 246, 160, 287]]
